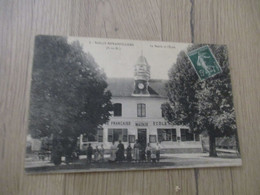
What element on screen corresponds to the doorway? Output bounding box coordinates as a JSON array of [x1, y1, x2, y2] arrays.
[[138, 129, 147, 148]]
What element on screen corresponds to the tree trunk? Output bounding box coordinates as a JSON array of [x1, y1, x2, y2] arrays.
[[209, 133, 217, 157], [51, 133, 62, 164]]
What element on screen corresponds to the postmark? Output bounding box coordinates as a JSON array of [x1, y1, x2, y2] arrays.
[[187, 45, 222, 80]]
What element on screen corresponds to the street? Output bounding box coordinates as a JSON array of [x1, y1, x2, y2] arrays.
[[25, 152, 242, 173]]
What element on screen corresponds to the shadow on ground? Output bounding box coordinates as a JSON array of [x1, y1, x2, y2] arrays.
[[25, 159, 175, 173]]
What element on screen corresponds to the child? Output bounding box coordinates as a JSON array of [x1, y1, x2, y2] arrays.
[[151, 147, 156, 163]]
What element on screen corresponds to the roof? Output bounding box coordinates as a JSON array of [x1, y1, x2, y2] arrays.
[[136, 55, 150, 67], [106, 78, 168, 98]]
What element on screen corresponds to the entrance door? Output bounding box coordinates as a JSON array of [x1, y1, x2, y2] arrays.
[[138, 129, 147, 148]]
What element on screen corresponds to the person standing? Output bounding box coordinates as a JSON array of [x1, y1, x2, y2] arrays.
[[155, 142, 161, 162], [140, 145, 146, 162], [146, 143, 152, 162], [117, 140, 125, 162], [133, 140, 140, 163], [110, 141, 117, 162], [94, 146, 100, 162], [100, 144, 105, 162], [86, 143, 93, 163], [126, 143, 132, 162]]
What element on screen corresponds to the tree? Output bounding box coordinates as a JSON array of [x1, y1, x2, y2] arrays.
[[162, 44, 238, 157], [29, 35, 113, 160]]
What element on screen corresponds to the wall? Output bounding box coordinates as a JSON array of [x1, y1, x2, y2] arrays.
[[112, 96, 167, 118]]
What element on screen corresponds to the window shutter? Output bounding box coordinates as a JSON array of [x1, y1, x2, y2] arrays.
[[98, 129, 103, 142], [142, 104, 146, 117], [122, 129, 128, 142], [157, 129, 163, 142], [137, 104, 141, 117], [172, 129, 177, 141], [108, 129, 113, 142]]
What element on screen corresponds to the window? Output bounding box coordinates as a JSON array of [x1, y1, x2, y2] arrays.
[[82, 134, 96, 142], [157, 129, 177, 142], [149, 135, 157, 143], [137, 103, 146, 117], [181, 128, 194, 141], [97, 129, 103, 142], [108, 129, 128, 142], [129, 135, 136, 143], [82, 129, 103, 142], [113, 103, 122, 116]]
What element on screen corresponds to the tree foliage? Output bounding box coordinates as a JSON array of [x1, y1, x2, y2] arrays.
[[29, 35, 113, 151], [162, 44, 238, 156]]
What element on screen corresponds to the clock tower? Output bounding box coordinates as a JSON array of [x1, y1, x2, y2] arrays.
[[133, 54, 151, 95]]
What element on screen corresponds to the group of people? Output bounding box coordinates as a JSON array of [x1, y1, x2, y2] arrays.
[[131, 140, 161, 163], [86, 140, 161, 163], [86, 144, 105, 163], [111, 139, 161, 163]]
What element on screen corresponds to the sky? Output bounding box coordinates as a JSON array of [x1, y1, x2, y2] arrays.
[[68, 37, 191, 80]]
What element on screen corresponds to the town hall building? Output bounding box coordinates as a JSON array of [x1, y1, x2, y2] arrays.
[[80, 55, 202, 153]]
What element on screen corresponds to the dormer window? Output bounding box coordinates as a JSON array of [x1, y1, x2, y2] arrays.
[[113, 103, 122, 117]]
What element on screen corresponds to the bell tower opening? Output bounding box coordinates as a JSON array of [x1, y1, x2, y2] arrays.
[[133, 53, 151, 95]]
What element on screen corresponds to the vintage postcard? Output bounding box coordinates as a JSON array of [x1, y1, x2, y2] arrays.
[[25, 35, 242, 173]]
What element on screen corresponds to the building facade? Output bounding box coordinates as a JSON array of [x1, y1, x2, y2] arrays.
[[80, 55, 202, 153]]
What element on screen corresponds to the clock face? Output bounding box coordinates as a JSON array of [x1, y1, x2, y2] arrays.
[[138, 83, 144, 89]]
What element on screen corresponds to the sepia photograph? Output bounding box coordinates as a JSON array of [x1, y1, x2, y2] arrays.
[[25, 35, 242, 173]]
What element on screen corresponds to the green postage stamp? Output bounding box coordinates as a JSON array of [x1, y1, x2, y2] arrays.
[[187, 45, 222, 80]]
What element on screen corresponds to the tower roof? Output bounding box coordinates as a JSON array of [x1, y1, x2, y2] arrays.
[[136, 55, 150, 67], [134, 55, 151, 81]]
